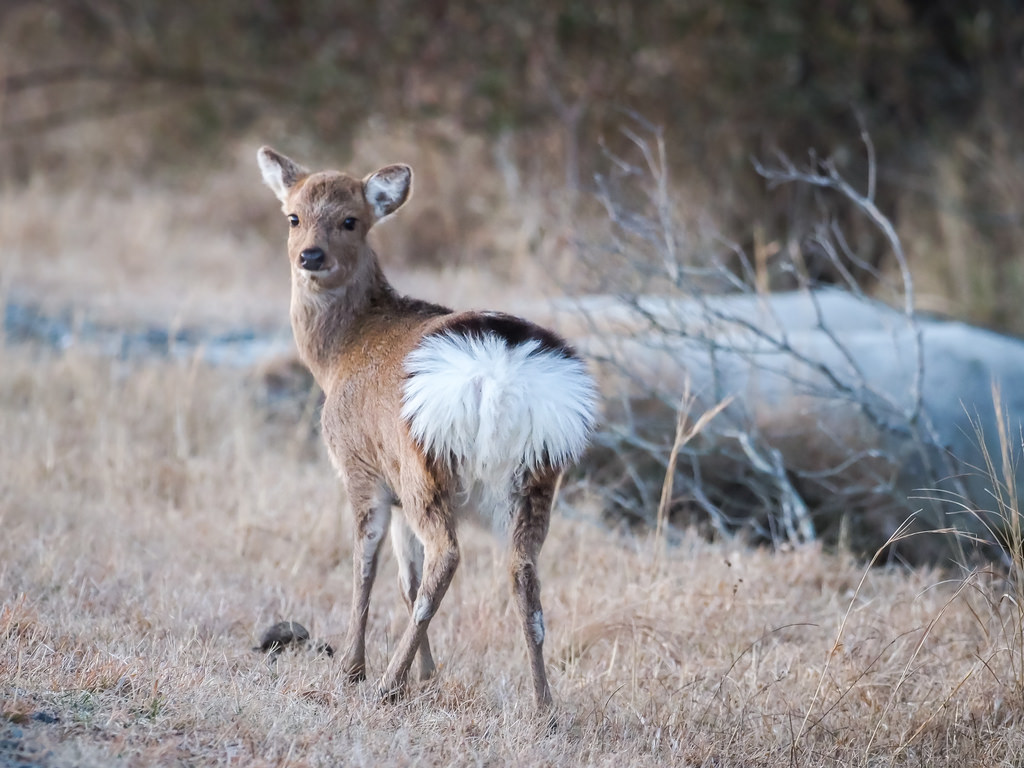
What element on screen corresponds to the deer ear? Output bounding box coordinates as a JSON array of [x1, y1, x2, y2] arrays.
[[258, 146, 309, 204], [363, 164, 412, 222]]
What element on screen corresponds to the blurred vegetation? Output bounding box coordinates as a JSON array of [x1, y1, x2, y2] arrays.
[[2, 1, 1023, 328]]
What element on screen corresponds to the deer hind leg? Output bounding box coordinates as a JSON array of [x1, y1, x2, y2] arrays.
[[389, 507, 437, 681], [339, 480, 392, 682], [510, 469, 558, 710], [378, 497, 459, 701]]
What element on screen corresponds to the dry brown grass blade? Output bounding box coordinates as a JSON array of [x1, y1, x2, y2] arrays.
[[791, 516, 925, 756], [864, 571, 979, 755], [655, 382, 733, 543]]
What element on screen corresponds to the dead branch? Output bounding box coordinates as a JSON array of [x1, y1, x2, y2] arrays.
[[578, 118, 981, 560]]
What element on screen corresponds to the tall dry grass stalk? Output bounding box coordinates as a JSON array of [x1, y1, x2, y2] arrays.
[[654, 382, 732, 544], [945, 385, 1024, 702], [3, 350, 1024, 765]]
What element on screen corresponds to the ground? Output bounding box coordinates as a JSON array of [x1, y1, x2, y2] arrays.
[[2, 348, 1024, 767]]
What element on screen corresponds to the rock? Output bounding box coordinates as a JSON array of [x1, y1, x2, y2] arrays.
[[537, 289, 1024, 561], [253, 621, 334, 658]]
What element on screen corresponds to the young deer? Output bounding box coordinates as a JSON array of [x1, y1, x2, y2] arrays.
[[257, 147, 598, 708]]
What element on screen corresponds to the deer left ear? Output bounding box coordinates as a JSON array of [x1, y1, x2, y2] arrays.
[[363, 164, 412, 222]]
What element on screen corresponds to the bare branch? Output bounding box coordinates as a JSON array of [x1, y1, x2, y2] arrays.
[[575, 121, 984, 559]]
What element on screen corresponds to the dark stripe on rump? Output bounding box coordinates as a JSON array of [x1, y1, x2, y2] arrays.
[[434, 312, 579, 359]]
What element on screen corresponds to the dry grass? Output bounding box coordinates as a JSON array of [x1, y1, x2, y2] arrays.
[[0, 126, 575, 336], [4, 125, 1024, 764], [2, 349, 1024, 767], [0, 144, 287, 331]]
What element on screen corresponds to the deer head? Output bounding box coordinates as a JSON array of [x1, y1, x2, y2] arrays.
[[257, 146, 411, 292]]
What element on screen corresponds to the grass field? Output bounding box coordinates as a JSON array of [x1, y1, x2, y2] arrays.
[[2, 346, 1024, 767], [4, 146, 1024, 767]]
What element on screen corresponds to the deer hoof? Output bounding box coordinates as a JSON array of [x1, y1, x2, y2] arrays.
[[376, 678, 406, 703], [339, 658, 366, 683]]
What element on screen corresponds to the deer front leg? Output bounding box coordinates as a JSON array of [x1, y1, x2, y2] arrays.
[[339, 482, 392, 682], [390, 509, 437, 681], [378, 507, 458, 700], [510, 472, 557, 710]]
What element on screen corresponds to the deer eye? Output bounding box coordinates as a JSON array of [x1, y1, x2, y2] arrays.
[[342, 217, 357, 231], [287, 214, 299, 228]]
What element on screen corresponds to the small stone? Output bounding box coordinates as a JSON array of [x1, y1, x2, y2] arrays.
[[253, 621, 311, 655], [253, 621, 333, 658]]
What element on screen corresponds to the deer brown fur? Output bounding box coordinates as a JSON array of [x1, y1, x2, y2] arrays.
[[257, 146, 598, 708]]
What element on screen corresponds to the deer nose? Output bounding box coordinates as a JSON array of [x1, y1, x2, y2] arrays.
[[299, 248, 326, 271]]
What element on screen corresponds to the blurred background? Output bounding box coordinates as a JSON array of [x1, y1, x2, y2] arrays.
[[2, 0, 1023, 332]]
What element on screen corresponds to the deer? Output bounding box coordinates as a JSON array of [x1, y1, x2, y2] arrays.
[[256, 146, 599, 709]]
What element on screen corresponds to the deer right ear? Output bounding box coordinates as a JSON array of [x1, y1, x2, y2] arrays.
[[257, 146, 308, 204], [363, 164, 412, 222]]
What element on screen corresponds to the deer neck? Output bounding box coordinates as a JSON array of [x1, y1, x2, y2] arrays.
[[289, 251, 394, 387]]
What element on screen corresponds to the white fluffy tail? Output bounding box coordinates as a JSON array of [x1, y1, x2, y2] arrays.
[[400, 331, 598, 490]]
